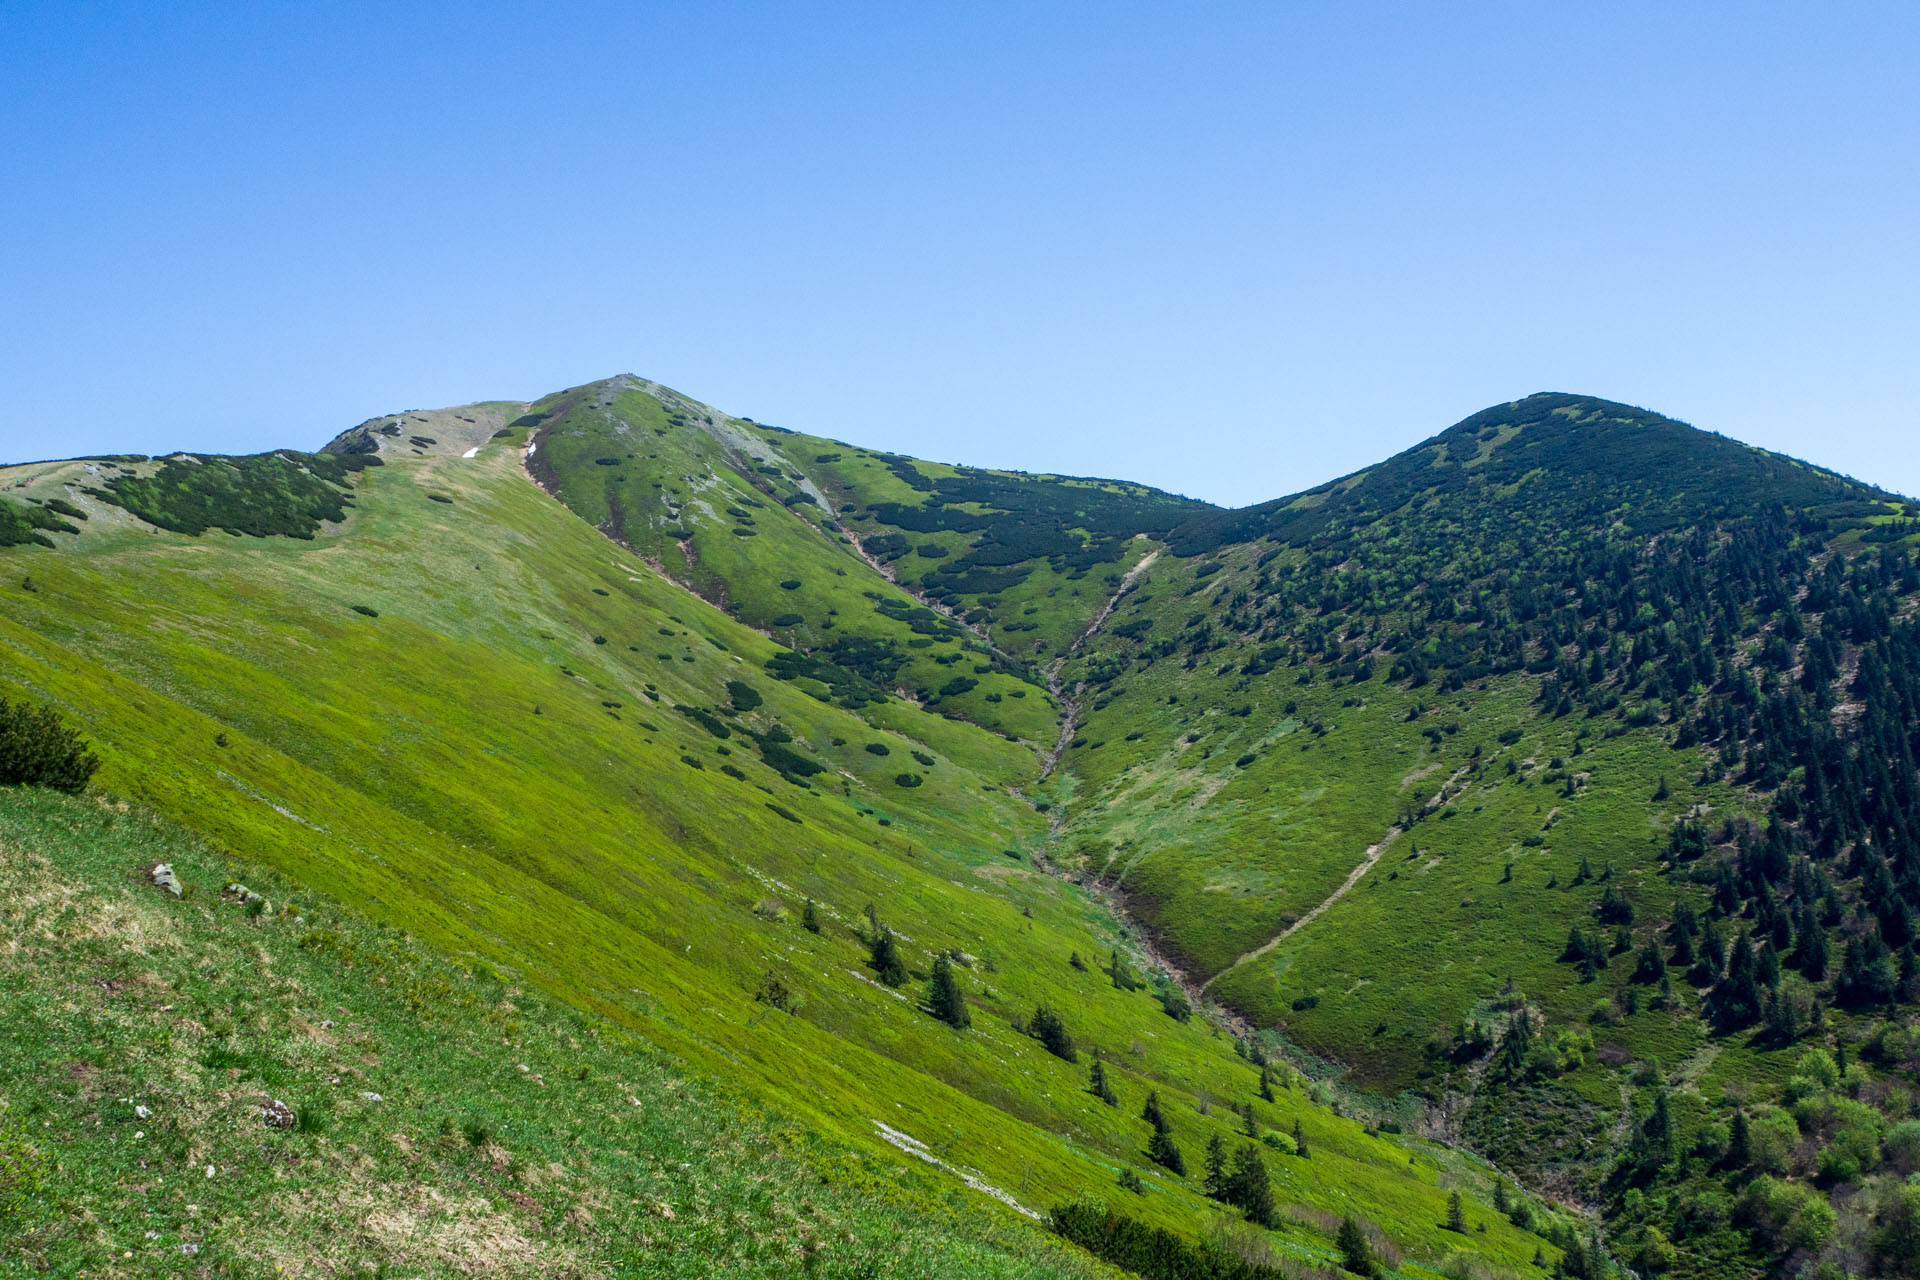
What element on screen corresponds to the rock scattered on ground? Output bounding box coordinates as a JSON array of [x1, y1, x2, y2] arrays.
[[224, 880, 269, 912]]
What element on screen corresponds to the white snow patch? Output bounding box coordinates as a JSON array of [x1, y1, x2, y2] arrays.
[[871, 1121, 1040, 1219], [462, 446, 481, 458]]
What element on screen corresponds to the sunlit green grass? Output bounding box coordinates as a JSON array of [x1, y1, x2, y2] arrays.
[[0, 418, 1556, 1276]]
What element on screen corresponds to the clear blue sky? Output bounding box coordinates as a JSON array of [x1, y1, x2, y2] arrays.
[[5, 2, 1916, 506]]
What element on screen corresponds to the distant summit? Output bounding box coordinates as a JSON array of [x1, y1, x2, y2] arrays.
[[1167, 391, 1903, 555]]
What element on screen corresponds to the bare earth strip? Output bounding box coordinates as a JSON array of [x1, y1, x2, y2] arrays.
[[1201, 766, 1468, 989], [1038, 549, 1160, 781]]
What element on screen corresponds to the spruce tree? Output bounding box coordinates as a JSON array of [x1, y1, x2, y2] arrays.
[[1800, 920, 1830, 980], [1028, 1004, 1077, 1062], [1636, 1089, 1674, 1170], [1203, 1133, 1231, 1200], [1240, 1100, 1258, 1138], [868, 926, 907, 986], [1635, 942, 1667, 984], [1231, 1143, 1276, 1226], [1088, 1057, 1117, 1106], [1142, 1090, 1169, 1133], [1292, 1117, 1308, 1158], [1713, 930, 1763, 1028], [801, 899, 822, 934], [1447, 1189, 1467, 1233], [1147, 1126, 1186, 1176], [927, 954, 969, 1028], [1259, 1063, 1276, 1103], [1337, 1216, 1375, 1277], [1727, 1110, 1751, 1169], [1500, 1007, 1534, 1074]]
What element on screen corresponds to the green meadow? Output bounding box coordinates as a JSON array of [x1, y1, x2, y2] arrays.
[[0, 387, 1559, 1278]]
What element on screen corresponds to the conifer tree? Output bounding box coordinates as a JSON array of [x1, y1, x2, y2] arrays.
[[1727, 1110, 1751, 1169], [868, 926, 907, 986], [1259, 1063, 1276, 1102], [801, 899, 822, 934], [1635, 942, 1667, 984], [1142, 1089, 1169, 1133], [1203, 1133, 1231, 1201], [1147, 1126, 1186, 1176], [1500, 1007, 1534, 1074], [1337, 1216, 1375, 1277], [1635, 1082, 1681, 1174], [927, 953, 969, 1029], [1292, 1117, 1309, 1158], [1800, 919, 1830, 980], [1447, 1190, 1467, 1233], [1240, 1100, 1258, 1138], [1088, 1057, 1117, 1106], [1028, 1004, 1077, 1061], [1230, 1143, 1276, 1226]]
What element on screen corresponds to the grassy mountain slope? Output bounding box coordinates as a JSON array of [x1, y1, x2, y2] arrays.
[[0, 400, 1555, 1277], [1046, 394, 1916, 1081], [16, 380, 1920, 1279], [1034, 395, 1920, 1276], [563, 384, 1920, 1278], [461, 376, 1063, 744], [0, 787, 1103, 1279]]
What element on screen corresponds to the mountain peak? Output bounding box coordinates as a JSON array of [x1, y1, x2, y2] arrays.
[[1167, 392, 1901, 555]]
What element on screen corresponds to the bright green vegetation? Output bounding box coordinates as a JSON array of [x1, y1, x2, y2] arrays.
[[0, 386, 1554, 1280], [11, 379, 1920, 1278], [489, 377, 1061, 742], [1034, 395, 1920, 1278], [0, 787, 1104, 1278]]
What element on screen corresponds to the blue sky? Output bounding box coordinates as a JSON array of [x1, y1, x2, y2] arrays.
[[4, 2, 1916, 505]]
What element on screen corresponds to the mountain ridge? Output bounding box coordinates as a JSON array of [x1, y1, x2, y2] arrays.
[[6, 374, 1920, 1280]]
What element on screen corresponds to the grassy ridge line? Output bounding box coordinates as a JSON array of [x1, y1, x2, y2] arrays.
[[0, 786, 1107, 1279], [0, 434, 1556, 1270]]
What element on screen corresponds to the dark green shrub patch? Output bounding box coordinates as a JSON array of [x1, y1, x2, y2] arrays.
[[0, 498, 79, 548], [0, 697, 100, 793], [93, 450, 381, 539]]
